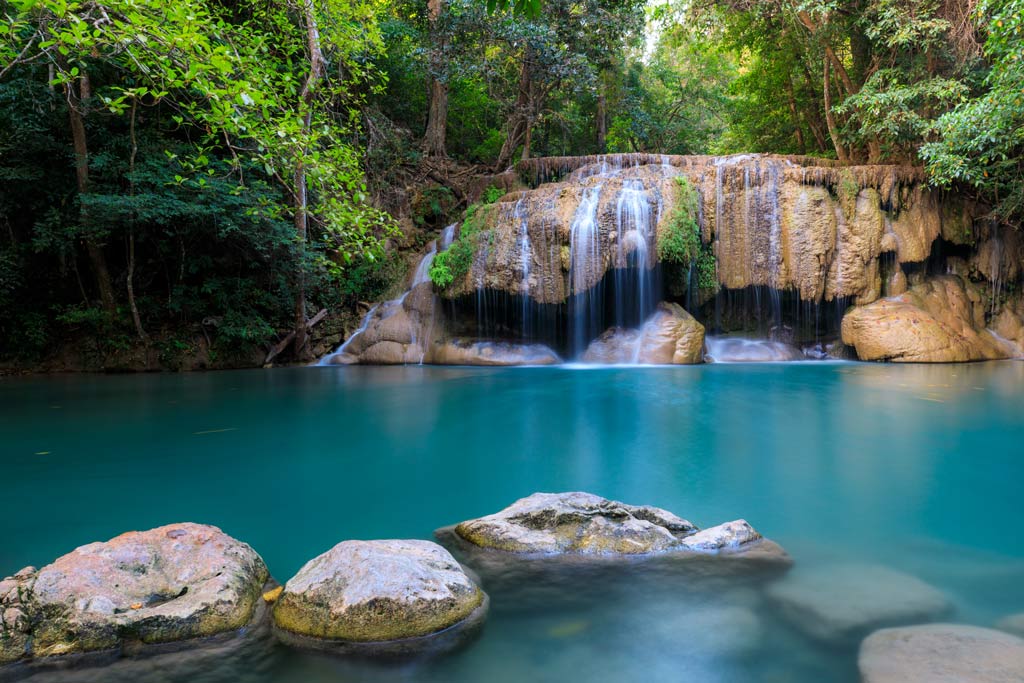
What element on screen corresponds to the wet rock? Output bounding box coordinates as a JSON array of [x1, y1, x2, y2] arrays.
[[581, 303, 704, 365], [448, 492, 784, 562], [272, 540, 486, 652], [627, 603, 763, 657], [325, 284, 439, 365], [859, 624, 1024, 683], [767, 563, 951, 644], [996, 613, 1024, 638], [704, 337, 804, 362], [841, 275, 1014, 362], [3, 524, 270, 665], [432, 339, 561, 366]]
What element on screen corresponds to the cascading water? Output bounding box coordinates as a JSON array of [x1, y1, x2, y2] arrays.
[[613, 178, 658, 329], [568, 185, 604, 356]]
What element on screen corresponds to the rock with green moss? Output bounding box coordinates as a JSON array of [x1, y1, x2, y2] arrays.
[[272, 540, 486, 654], [7, 523, 270, 663], [0, 567, 37, 665], [448, 492, 787, 561]]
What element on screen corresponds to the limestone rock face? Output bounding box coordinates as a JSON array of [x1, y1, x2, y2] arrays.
[[441, 155, 959, 311], [767, 564, 951, 644], [859, 624, 1024, 683], [841, 275, 1014, 362], [450, 492, 782, 560], [432, 339, 562, 366], [273, 540, 485, 644], [326, 285, 438, 365], [581, 303, 705, 364], [24, 524, 269, 659]]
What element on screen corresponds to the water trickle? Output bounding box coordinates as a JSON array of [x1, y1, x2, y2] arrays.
[[614, 179, 657, 328], [568, 185, 604, 356]]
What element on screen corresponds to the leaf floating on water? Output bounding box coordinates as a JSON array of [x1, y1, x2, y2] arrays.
[[193, 428, 238, 435], [546, 620, 589, 639], [262, 586, 283, 603], [130, 602, 143, 610], [916, 396, 945, 403], [35, 451, 50, 455]]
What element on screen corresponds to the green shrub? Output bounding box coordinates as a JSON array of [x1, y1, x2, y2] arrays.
[[429, 201, 493, 289], [659, 177, 717, 291]]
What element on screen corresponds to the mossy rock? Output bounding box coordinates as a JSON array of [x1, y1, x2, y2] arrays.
[[272, 540, 487, 652]]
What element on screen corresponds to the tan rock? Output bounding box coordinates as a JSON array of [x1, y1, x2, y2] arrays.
[[581, 302, 704, 364], [432, 339, 561, 365], [841, 275, 1012, 362]]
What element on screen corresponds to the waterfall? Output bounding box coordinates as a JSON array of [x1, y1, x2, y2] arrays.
[[514, 198, 532, 338], [568, 185, 604, 356], [316, 303, 381, 365], [613, 178, 657, 328]]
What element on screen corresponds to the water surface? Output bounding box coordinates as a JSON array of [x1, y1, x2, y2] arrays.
[[2, 362, 1023, 681]]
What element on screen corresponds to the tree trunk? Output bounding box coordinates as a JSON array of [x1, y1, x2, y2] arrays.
[[127, 100, 147, 342], [596, 73, 607, 153], [293, 0, 326, 361], [495, 54, 532, 170], [422, 0, 448, 157], [66, 74, 116, 315], [823, 59, 849, 162], [784, 77, 805, 154]]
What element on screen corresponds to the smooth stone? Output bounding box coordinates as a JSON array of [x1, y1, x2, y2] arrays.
[[581, 303, 705, 365], [431, 339, 561, 366], [634, 604, 763, 656], [996, 613, 1024, 638], [452, 491, 699, 554], [767, 563, 951, 644], [859, 623, 1024, 683], [272, 540, 486, 651]]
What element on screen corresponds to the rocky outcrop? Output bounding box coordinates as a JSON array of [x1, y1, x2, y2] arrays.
[[859, 624, 1024, 683], [325, 283, 439, 365], [841, 275, 1015, 362], [581, 303, 704, 364], [272, 540, 486, 652], [1, 524, 270, 664], [432, 339, 562, 365], [447, 492, 786, 560], [766, 563, 951, 644]]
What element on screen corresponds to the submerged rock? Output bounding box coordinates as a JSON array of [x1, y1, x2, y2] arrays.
[[841, 275, 1014, 362], [581, 303, 705, 365], [447, 492, 786, 561], [432, 339, 561, 366], [859, 624, 1024, 683], [272, 540, 486, 653], [2, 524, 270, 664], [996, 613, 1024, 638], [767, 563, 951, 644]]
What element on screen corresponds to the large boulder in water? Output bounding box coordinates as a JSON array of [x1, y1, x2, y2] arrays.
[[858, 624, 1024, 683], [272, 540, 486, 654], [2, 524, 270, 662], [431, 339, 561, 366], [767, 563, 951, 644], [446, 492, 786, 560], [581, 303, 705, 364], [841, 275, 1014, 362]]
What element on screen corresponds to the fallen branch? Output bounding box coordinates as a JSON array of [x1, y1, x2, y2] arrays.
[[264, 308, 328, 365]]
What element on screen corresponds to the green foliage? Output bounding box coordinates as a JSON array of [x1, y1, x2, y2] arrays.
[[921, 0, 1024, 222], [481, 185, 505, 203], [659, 177, 716, 291], [429, 199, 494, 288]]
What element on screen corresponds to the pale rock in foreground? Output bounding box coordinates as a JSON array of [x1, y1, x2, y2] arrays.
[[450, 492, 785, 560], [859, 623, 1024, 683], [767, 563, 950, 644], [2, 523, 269, 662], [272, 539, 486, 646]]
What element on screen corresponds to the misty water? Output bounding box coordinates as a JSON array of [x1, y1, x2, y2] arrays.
[[2, 362, 1023, 682]]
